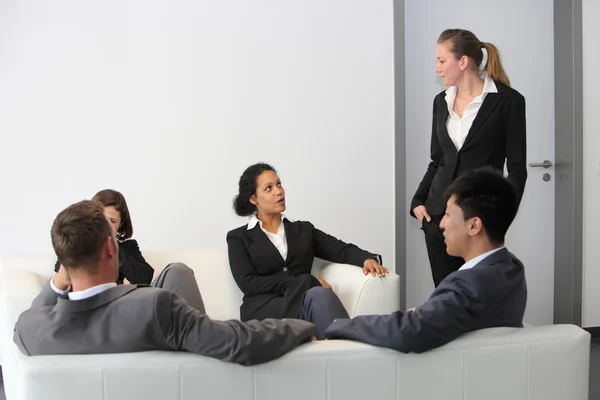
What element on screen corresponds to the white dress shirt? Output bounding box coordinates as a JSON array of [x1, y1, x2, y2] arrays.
[[445, 73, 498, 150], [247, 214, 290, 260], [50, 274, 117, 300], [458, 247, 504, 271]]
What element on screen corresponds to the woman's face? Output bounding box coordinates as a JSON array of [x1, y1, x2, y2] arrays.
[[251, 170, 286, 216], [436, 41, 467, 86], [104, 206, 122, 234]]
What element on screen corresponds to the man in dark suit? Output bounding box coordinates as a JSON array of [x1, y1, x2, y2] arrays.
[[14, 200, 315, 365], [322, 167, 527, 353]]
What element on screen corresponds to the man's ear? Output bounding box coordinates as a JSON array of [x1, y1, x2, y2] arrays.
[[105, 236, 117, 257], [468, 217, 484, 236]]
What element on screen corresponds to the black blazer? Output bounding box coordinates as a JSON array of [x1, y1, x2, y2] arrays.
[[53, 239, 154, 285], [227, 219, 380, 321], [325, 248, 527, 353], [411, 82, 527, 217]]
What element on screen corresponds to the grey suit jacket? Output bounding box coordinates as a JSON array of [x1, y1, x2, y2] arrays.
[[14, 282, 315, 366], [325, 248, 527, 353]]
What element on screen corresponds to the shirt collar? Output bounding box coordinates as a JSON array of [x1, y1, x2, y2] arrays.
[[481, 73, 498, 95], [247, 214, 289, 230], [458, 247, 504, 271], [444, 73, 498, 100], [68, 282, 118, 300]]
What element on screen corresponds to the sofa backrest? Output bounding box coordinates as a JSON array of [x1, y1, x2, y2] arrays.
[[0, 248, 243, 320], [143, 249, 242, 320]]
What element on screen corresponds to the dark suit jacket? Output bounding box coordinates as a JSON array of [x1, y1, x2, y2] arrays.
[[411, 82, 527, 217], [325, 248, 527, 353], [54, 239, 154, 284], [14, 281, 316, 366], [227, 219, 380, 321]]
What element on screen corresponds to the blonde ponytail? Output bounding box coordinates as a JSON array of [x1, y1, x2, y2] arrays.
[[482, 42, 510, 87]]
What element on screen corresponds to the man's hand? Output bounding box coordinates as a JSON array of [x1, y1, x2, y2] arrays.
[[406, 307, 416, 312], [318, 279, 331, 289], [53, 265, 71, 291], [362, 259, 389, 277], [123, 278, 131, 285]]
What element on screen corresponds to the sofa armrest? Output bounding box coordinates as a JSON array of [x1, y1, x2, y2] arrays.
[[0, 270, 43, 366], [0, 292, 38, 367], [0, 269, 45, 296], [315, 263, 401, 318]]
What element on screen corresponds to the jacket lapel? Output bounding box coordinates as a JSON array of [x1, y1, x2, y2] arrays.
[[438, 96, 454, 145], [461, 82, 505, 149], [284, 219, 299, 263], [246, 224, 285, 265]]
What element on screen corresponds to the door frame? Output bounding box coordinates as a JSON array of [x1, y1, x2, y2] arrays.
[[553, 0, 584, 325], [393, 0, 585, 323]]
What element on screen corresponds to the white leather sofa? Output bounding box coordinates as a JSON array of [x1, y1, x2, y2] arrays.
[[0, 250, 591, 400]]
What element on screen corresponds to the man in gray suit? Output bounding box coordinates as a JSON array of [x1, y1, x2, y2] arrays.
[[321, 167, 527, 353], [14, 200, 315, 365]]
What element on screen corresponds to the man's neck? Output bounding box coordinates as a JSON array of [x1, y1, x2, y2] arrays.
[[70, 277, 114, 292], [462, 242, 503, 263]]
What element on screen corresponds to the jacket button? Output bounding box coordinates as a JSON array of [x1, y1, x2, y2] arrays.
[[283, 267, 288, 272]]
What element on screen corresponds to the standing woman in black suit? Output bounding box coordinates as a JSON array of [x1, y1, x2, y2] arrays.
[[227, 163, 388, 339], [54, 189, 154, 284], [411, 29, 527, 287]]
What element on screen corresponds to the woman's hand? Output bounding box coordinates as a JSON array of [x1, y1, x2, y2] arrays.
[[413, 205, 431, 223], [362, 259, 389, 277], [319, 279, 331, 289]]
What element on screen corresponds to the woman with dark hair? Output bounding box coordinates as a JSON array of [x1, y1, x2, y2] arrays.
[[54, 189, 154, 284], [411, 29, 527, 287], [227, 163, 388, 339]]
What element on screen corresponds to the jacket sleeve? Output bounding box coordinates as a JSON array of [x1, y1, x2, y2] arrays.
[[155, 290, 316, 365], [505, 93, 528, 205], [410, 96, 443, 216], [312, 223, 381, 266], [325, 274, 485, 353], [227, 231, 294, 296], [119, 240, 154, 284], [30, 280, 63, 309]]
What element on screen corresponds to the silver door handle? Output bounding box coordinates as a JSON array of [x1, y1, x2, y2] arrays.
[[528, 160, 553, 169]]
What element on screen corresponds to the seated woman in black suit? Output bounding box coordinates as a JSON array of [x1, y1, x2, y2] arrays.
[[54, 189, 154, 284], [227, 163, 388, 339]]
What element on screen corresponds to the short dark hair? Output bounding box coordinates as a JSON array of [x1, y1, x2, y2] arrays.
[[444, 167, 518, 244], [51, 200, 113, 270], [233, 163, 277, 216], [92, 189, 133, 240]]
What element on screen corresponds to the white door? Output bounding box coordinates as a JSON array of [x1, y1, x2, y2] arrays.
[[404, 0, 555, 326]]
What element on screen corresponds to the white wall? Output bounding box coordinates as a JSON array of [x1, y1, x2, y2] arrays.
[[404, 0, 557, 326], [0, 1, 395, 268], [582, 0, 600, 327]]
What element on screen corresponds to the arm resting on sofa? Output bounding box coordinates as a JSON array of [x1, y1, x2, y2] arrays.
[[314, 263, 401, 318]]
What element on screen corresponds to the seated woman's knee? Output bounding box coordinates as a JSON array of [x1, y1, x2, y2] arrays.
[[305, 286, 334, 301]]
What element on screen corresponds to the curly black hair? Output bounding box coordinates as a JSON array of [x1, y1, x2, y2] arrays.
[[233, 163, 277, 216]]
